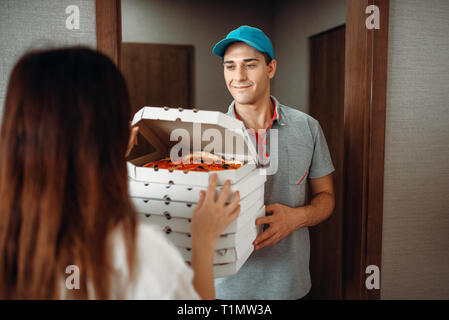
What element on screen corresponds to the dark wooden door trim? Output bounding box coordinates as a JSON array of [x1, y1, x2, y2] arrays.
[[308, 24, 346, 300], [95, 0, 390, 300], [95, 0, 122, 68], [343, 0, 389, 299]]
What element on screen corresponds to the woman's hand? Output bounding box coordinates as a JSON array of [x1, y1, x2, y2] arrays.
[[125, 126, 139, 158], [190, 174, 240, 244]]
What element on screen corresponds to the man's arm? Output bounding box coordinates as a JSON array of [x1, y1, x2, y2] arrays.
[[253, 173, 335, 250], [297, 173, 335, 228]]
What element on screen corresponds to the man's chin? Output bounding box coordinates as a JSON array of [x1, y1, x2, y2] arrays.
[[235, 100, 253, 106], [232, 94, 255, 106]]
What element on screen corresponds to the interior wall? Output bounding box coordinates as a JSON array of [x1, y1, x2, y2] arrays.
[[121, 0, 275, 112], [381, 0, 449, 299], [272, 0, 346, 113], [0, 0, 97, 123]]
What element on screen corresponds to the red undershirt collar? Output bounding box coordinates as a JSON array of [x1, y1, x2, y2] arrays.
[[234, 98, 278, 134]]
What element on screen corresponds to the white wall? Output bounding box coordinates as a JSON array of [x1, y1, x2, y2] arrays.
[[272, 0, 346, 112], [0, 0, 97, 123], [381, 0, 449, 299], [121, 0, 275, 112]]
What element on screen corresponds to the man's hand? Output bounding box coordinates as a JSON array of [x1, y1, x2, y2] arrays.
[[253, 203, 306, 250], [253, 173, 335, 251]]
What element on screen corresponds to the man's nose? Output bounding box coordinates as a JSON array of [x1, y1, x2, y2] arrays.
[[235, 65, 247, 81]]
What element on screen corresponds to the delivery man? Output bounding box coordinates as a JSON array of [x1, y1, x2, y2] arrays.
[[212, 25, 336, 299]]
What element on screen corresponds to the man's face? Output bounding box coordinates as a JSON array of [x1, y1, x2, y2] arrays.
[[223, 42, 276, 106]]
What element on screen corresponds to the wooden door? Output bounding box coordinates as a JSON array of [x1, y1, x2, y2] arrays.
[[121, 42, 194, 115], [306, 25, 345, 299]]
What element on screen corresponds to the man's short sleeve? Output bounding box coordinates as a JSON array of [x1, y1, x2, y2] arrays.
[[308, 120, 335, 179]]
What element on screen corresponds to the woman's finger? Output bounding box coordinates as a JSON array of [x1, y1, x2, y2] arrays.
[[224, 191, 240, 214], [204, 173, 217, 203], [195, 190, 206, 209], [217, 180, 231, 206]]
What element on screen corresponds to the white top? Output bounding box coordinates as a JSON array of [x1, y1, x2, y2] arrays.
[[61, 222, 201, 300]]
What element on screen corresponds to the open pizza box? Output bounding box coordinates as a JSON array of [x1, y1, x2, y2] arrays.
[[126, 106, 259, 186], [136, 191, 264, 235]]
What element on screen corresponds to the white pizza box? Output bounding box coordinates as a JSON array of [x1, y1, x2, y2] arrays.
[[179, 246, 241, 265], [162, 206, 265, 251], [131, 184, 263, 219], [184, 243, 254, 278], [212, 243, 255, 278], [128, 168, 266, 203], [137, 194, 264, 235], [126, 106, 259, 186], [178, 214, 261, 264]]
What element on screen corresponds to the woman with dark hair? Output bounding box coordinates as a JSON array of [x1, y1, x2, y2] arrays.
[[0, 47, 239, 299]]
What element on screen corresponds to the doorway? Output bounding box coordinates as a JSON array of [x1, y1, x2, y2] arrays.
[[307, 24, 345, 299]]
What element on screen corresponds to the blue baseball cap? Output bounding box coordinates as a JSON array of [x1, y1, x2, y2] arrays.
[[212, 25, 274, 60]]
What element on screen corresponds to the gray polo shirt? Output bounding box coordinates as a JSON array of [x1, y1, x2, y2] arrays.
[[214, 96, 335, 300]]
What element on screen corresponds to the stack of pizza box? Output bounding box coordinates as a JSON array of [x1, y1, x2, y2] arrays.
[[127, 106, 266, 278]]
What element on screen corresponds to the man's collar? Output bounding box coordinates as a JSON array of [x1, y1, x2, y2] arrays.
[[226, 95, 287, 126]]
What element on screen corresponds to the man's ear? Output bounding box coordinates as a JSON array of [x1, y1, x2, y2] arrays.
[[268, 59, 277, 79]]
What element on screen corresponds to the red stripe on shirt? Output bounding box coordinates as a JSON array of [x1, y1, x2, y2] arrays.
[[297, 169, 309, 185]]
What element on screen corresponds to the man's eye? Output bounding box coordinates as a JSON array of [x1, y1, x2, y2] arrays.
[[247, 64, 256, 68], [226, 65, 235, 70]]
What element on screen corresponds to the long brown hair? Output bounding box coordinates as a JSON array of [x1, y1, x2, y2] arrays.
[[0, 47, 137, 299]]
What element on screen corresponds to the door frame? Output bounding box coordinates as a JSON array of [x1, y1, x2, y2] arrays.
[[95, 0, 390, 300], [95, 0, 122, 69], [342, 0, 389, 300]]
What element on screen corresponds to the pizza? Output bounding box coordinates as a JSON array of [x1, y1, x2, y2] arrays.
[[143, 152, 242, 172]]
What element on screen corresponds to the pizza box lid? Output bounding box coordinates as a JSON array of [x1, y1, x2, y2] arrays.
[[127, 106, 259, 186]]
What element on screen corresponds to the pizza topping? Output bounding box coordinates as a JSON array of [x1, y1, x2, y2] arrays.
[[143, 152, 242, 172]]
